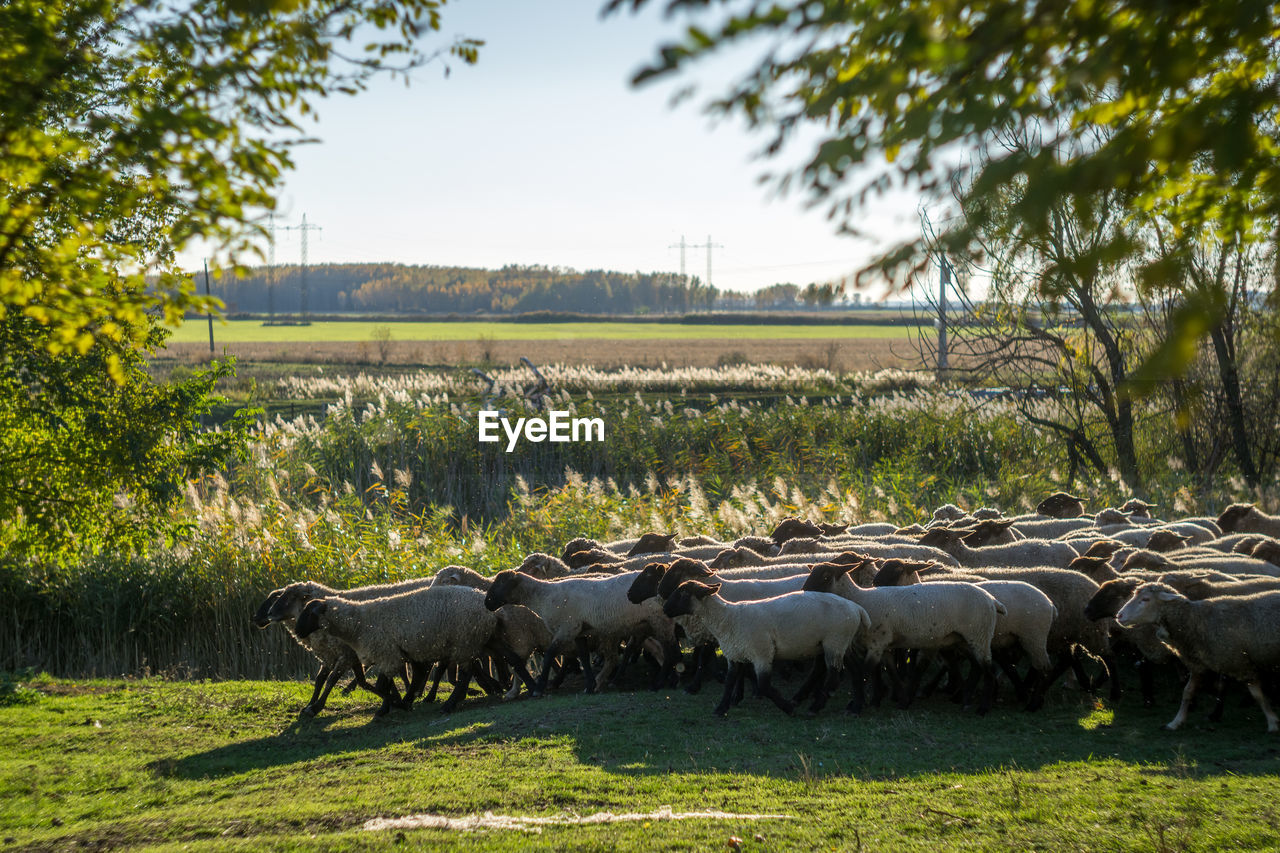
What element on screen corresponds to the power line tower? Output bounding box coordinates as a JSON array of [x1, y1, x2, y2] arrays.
[[694, 235, 723, 288], [669, 235, 691, 282], [291, 213, 322, 323]]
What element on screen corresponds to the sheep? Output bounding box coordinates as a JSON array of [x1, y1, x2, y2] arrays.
[[254, 576, 434, 715], [928, 503, 969, 526], [564, 548, 626, 569], [973, 507, 1006, 520], [560, 537, 610, 561], [918, 527, 1081, 568], [1216, 503, 1280, 537], [1201, 533, 1270, 554], [662, 580, 871, 716], [1120, 499, 1158, 519], [903, 562, 1119, 704], [492, 604, 553, 700], [1037, 492, 1086, 518], [625, 558, 819, 693], [294, 585, 505, 716], [1119, 549, 1280, 578], [1116, 583, 1280, 731], [731, 535, 783, 556], [1009, 517, 1099, 539], [1081, 577, 1178, 708], [778, 536, 961, 566], [431, 565, 492, 591], [626, 532, 679, 556], [800, 562, 1007, 714], [1251, 540, 1280, 567], [846, 522, 902, 537], [483, 569, 678, 695], [872, 561, 1057, 709], [769, 517, 825, 543], [952, 519, 1025, 546]]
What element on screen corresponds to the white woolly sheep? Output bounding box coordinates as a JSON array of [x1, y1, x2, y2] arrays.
[[483, 569, 678, 695], [254, 576, 433, 715], [1216, 503, 1280, 537], [1117, 583, 1280, 731], [662, 580, 871, 717], [918, 527, 1081, 569], [801, 562, 1007, 715], [294, 584, 504, 716]]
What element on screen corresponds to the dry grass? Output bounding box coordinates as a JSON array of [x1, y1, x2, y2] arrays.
[[163, 336, 921, 371]]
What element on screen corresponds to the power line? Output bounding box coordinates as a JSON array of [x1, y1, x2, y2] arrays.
[[273, 214, 322, 322]]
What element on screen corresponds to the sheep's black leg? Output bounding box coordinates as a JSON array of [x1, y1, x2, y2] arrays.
[[302, 666, 331, 715], [650, 638, 680, 690], [714, 661, 741, 717], [973, 661, 997, 715], [756, 667, 795, 715], [1102, 654, 1121, 702], [685, 643, 715, 694], [533, 651, 558, 696], [846, 658, 869, 715], [792, 658, 826, 704], [500, 649, 536, 698], [1069, 650, 1094, 693], [343, 660, 375, 695], [308, 667, 346, 716], [576, 637, 597, 695], [371, 674, 402, 718], [440, 663, 473, 714], [551, 654, 579, 689], [422, 664, 447, 705], [1138, 659, 1156, 708], [810, 660, 842, 714], [473, 658, 504, 696], [734, 668, 752, 705]]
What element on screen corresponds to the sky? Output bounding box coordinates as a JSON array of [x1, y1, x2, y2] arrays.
[[198, 0, 930, 297]]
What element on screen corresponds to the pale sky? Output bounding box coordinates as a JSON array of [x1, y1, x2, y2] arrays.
[[207, 0, 928, 296]]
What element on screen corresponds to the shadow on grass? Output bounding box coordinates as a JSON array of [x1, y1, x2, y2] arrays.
[[154, 672, 1280, 783]]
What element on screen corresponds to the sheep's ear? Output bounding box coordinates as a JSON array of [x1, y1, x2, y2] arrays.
[[691, 582, 720, 598], [1155, 589, 1180, 602]]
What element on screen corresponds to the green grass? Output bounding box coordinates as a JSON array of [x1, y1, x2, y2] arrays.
[[4, 676, 1280, 850], [166, 320, 919, 344]]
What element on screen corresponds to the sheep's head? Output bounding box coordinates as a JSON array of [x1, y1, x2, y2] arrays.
[[484, 570, 525, 611], [565, 548, 619, 569], [962, 519, 1018, 547], [917, 527, 962, 551], [295, 599, 329, 638], [1084, 577, 1143, 621], [708, 547, 749, 570], [1146, 530, 1190, 552], [779, 537, 822, 556], [656, 558, 715, 600], [818, 522, 849, 536], [433, 565, 489, 590], [663, 580, 720, 619], [1216, 503, 1256, 532], [930, 503, 968, 524], [1068, 556, 1117, 583], [1037, 492, 1086, 518], [627, 563, 669, 603], [871, 558, 923, 587], [1233, 536, 1265, 554], [1116, 582, 1181, 628], [1095, 508, 1132, 527], [1120, 499, 1157, 518], [802, 561, 855, 593], [1252, 540, 1280, 566], [733, 535, 780, 556], [560, 537, 602, 562], [252, 589, 285, 628], [519, 552, 569, 579], [895, 523, 927, 536], [1082, 539, 1125, 559], [769, 517, 824, 544], [626, 532, 678, 557], [1121, 550, 1173, 571], [972, 507, 1004, 520]]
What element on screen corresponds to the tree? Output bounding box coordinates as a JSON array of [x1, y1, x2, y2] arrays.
[[1, 0, 480, 555], [1, 0, 480, 370], [609, 0, 1280, 305]]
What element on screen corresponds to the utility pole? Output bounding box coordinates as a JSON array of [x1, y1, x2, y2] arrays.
[[292, 213, 322, 323], [694, 235, 723, 288], [668, 235, 690, 282], [937, 253, 950, 377], [203, 259, 214, 355]]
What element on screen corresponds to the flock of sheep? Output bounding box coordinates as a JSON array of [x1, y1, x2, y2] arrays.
[[252, 494, 1280, 732]]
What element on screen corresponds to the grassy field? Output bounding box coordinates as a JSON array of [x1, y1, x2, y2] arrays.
[[4, 675, 1279, 851], [167, 321, 919, 344]]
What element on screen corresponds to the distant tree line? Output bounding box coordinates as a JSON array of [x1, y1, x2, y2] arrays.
[[209, 263, 846, 315]]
